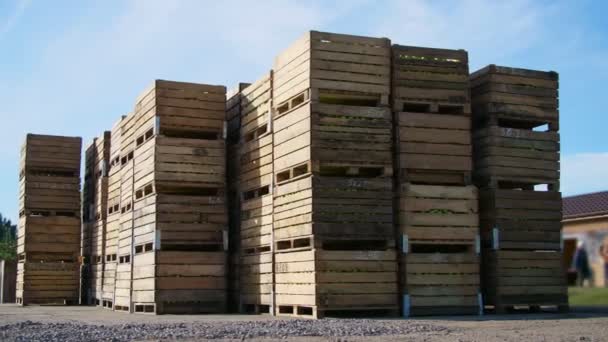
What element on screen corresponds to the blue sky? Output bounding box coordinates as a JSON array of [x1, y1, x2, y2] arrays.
[[1, 0, 607, 222]]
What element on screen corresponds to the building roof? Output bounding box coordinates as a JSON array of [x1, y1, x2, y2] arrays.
[[563, 191, 608, 219]]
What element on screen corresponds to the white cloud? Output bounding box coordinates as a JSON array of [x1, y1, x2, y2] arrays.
[[561, 153, 608, 196], [372, 0, 553, 69]]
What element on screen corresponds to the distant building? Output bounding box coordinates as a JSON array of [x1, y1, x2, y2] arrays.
[[563, 191, 608, 287]]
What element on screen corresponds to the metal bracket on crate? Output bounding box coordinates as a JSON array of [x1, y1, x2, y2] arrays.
[[475, 234, 481, 255], [492, 228, 499, 250], [223, 231, 229, 252], [270, 288, 276, 317], [267, 102, 274, 133], [154, 116, 160, 135], [478, 293, 484, 316], [154, 230, 161, 250], [402, 294, 410, 318], [401, 234, 409, 254], [101, 160, 108, 177]]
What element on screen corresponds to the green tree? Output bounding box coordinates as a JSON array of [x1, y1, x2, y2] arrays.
[[0, 213, 17, 260]]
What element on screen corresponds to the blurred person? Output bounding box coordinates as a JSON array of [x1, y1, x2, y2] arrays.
[[573, 240, 592, 287], [599, 236, 608, 286]]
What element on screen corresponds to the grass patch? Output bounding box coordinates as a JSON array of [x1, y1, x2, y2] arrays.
[[569, 287, 608, 306]]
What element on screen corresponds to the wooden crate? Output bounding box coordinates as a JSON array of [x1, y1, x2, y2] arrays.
[[273, 31, 390, 107], [89, 263, 104, 303], [482, 250, 568, 313], [274, 249, 398, 318], [17, 216, 80, 262], [480, 189, 562, 251], [273, 101, 392, 180], [133, 135, 225, 192], [19, 134, 82, 218], [398, 184, 480, 316], [474, 126, 560, 189], [273, 176, 394, 249], [131, 193, 227, 249], [16, 261, 80, 305], [401, 253, 480, 316], [19, 175, 80, 216], [239, 251, 273, 314], [391, 45, 470, 113], [399, 184, 479, 245], [131, 251, 227, 314], [132, 80, 226, 146], [395, 111, 472, 185], [470, 65, 559, 130], [20, 134, 81, 175]]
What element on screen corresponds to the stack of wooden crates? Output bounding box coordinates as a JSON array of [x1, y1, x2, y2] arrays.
[[471, 65, 567, 313], [82, 132, 111, 305], [391, 46, 481, 316], [225, 83, 249, 312], [101, 117, 124, 309], [270, 31, 398, 318], [17, 134, 82, 305], [237, 73, 274, 314], [121, 80, 228, 314]]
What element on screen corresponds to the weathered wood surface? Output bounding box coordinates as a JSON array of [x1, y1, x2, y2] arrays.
[[392, 45, 470, 112], [399, 184, 478, 244], [273, 31, 390, 106], [482, 250, 567, 309], [470, 64, 559, 127]]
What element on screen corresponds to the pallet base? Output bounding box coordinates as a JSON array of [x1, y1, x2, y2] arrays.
[[487, 304, 569, 314], [16, 297, 78, 306], [240, 303, 273, 315], [406, 306, 480, 317], [275, 305, 399, 319]]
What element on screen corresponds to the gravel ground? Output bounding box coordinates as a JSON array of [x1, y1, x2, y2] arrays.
[[0, 319, 450, 341], [1, 305, 608, 341]]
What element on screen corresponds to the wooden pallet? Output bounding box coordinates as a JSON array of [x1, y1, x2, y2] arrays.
[[395, 112, 472, 185], [474, 125, 560, 188], [470, 65, 559, 130], [392, 45, 470, 113], [482, 250, 568, 313], [273, 31, 390, 107], [274, 249, 398, 319], [479, 189, 562, 251], [401, 252, 480, 317], [16, 261, 80, 306]]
